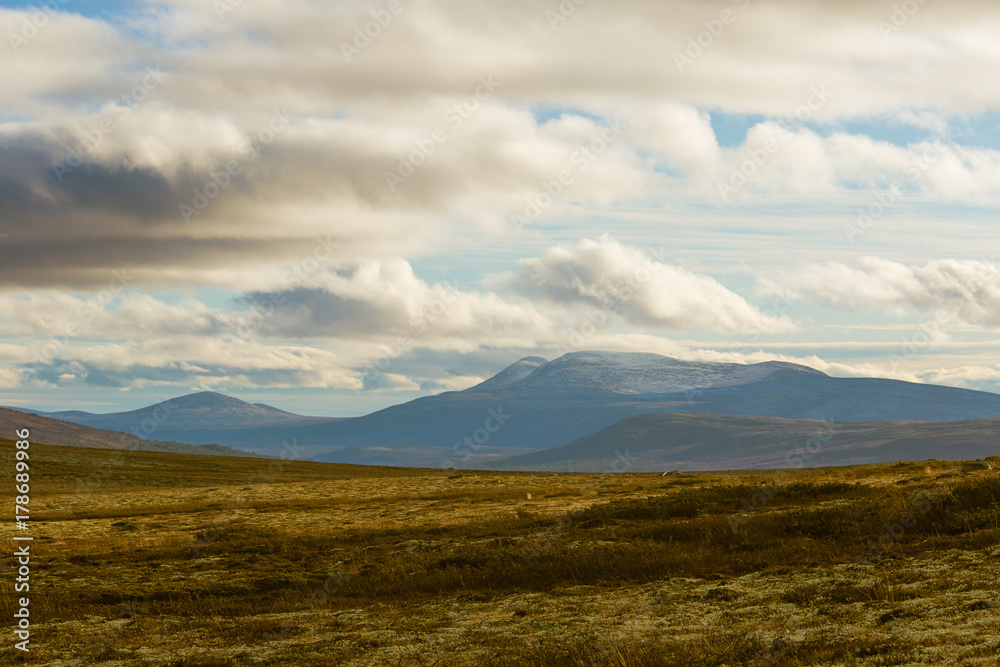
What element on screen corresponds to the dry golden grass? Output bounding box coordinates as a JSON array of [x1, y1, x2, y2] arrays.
[[1, 442, 999, 666]]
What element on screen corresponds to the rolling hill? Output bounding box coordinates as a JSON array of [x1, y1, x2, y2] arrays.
[[6, 391, 343, 454], [0, 407, 266, 457], [485, 412, 1000, 472]]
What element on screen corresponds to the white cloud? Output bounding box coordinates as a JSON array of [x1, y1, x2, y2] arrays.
[[763, 256, 1000, 325], [3, 1, 1000, 292], [503, 235, 794, 334], [923, 363, 1000, 389], [2, 0, 1000, 408]]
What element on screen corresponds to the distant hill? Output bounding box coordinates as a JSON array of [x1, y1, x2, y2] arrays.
[[12, 351, 1000, 465], [13, 390, 322, 429], [6, 391, 343, 454], [485, 413, 1000, 472], [0, 407, 267, 457]]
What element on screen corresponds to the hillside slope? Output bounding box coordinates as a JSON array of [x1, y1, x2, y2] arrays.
[[0, 407, 265, 457], [487, 412, 1000, 472]]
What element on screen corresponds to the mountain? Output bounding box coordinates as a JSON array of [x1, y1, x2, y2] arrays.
[[13, 351, 1000, 465], [467, 351, 825, 395], [466, 356, 547, 392], [484, 413, 1000, 472], [34, 391, 312, 430], [5, 391, 343, 454], [0, 407, 265, 457], [308, 351, 1000, 466]]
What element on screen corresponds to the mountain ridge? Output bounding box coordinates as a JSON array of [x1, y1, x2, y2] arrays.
[[3, 391, 342, 449], [468, 351, 828, 396], [9, 351, 1000, 463]]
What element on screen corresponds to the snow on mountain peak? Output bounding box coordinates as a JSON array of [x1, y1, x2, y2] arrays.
[[467, 356, 548, 392], [469, 350, 825, 395]]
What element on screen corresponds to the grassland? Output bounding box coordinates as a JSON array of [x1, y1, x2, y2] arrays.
[[2, 441, 999, 666]]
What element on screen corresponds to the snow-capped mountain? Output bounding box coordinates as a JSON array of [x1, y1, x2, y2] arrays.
[[306, 350, 1000, 465], [468, 356, 548, 392], [469, 351, 826, 396], [11, 351, 1000, 466]]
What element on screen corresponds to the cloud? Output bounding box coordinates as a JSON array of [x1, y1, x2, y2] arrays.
[[3, 1, 1000, 293], [5, 236, 797, 366], [711, 124, 1000, 204], [0, 0, 1000, 288], [3, 0, 1000, 408], [762, 256, 1000, 324], [0, 105, 652, 289], [238, 257, 555, 346], [0, 8, 146, 115], [503, 235, 794, 334], [0, 238, 804, 394], [923, 363, 1000, 390]]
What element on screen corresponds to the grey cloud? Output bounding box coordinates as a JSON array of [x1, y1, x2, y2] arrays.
[[0, 236, 315, 289], [239, 287, 412, 338], [0, 133, 365, 288], [22, 358, 315, 390], [235, 258, 552, 344], [5, 0, 1000, 294]]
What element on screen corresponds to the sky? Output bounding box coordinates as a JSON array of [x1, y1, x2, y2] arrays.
[[1, 0, 999, 417]]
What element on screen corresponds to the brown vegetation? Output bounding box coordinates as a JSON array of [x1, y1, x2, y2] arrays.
[[2, 442, 999, 665]]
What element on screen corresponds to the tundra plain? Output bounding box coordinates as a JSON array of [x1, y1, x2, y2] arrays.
[[2, 442, 999, 666]]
